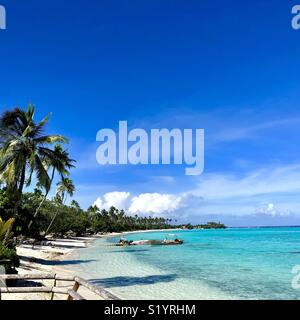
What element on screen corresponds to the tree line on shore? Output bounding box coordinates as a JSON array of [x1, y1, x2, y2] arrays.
[[181, 222, 227, 230], [0, 188, 175, 239]]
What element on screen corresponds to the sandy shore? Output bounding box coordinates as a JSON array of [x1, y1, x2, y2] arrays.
[[2, 236, 102, 300], [2, 229, 181, 300]]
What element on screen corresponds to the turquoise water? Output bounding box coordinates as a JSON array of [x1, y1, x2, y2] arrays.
[[66, 228, 300, 300]]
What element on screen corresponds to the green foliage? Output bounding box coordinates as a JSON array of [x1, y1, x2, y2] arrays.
[[0, 105, 68, 195], [57, 178, 75, 204], [0, 188, 15, 220], [180, 222, 227, 229], [88, 207, 172, 234], [41, 204, 172, 237], [0, 243, 20, 274], [0, 106, 75, 241], [0, 217, 14, 242], [0, 216, 19, 274], [0, 177, 226, 240], [200, 222, 226, 229]]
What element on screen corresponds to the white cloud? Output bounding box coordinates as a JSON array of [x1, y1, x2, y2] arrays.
[[256, 203, 291, 217], [209, 117, 300, 145], [129, 193, 182, 216], [93, 197, 103, 209], [177, 163, 300, 219], [191, 164, 300, 201], [94, 192, 131, 210], [92, 163, 300, 221], [94, 192, 183, 217]]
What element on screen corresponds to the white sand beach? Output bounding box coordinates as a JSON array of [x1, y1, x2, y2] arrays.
[[2, 236, 101, 300], [1, 229, 182, 300]]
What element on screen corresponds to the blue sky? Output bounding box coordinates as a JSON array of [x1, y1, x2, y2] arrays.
[[1, 0, 300, 226]]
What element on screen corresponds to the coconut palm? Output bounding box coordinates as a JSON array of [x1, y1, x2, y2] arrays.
[[45, 177, 75, 235], [0, 105, 68, 237], [0, 105, 67, 194], [56, 177, 75, 204], [28, 144, 75, 229]]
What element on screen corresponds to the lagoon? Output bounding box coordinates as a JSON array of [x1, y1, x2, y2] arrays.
[[65, 227, 300, 300]]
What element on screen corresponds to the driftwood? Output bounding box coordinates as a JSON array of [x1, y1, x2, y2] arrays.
[[0, 273, 120, 301]]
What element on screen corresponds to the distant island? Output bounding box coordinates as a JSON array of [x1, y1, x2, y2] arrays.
[[179, 222, 227, 230]]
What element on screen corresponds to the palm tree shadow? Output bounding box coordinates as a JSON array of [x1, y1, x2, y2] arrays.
[[110, 249, 150, 253], [89, 274, 178, 288], [19, 255, 95, 266]]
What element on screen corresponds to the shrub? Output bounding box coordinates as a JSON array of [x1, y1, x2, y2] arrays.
[[0, 243, 20, 274]]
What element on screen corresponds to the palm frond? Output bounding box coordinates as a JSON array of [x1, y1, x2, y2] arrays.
[[34, 155, 51, 192], [35, 135, 68, 144]]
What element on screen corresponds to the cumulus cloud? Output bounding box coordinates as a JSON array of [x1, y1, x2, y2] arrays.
[[256, 203, 291, 217], [128, 193, 182, 216], [94, 192, 131, 210], [94, 192, 183, 217], [92, 163, 300, 222]]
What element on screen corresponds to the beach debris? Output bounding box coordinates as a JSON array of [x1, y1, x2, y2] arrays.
[[116, 234, 184, 247]]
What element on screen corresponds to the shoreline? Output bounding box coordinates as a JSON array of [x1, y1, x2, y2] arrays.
[[57, 229, 237, 300], [7, 227, 292, 300], [4, 229, 181, 300], [8, 237, 100, 300]]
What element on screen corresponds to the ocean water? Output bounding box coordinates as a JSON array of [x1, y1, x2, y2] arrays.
[[65, 228, 300, 300]]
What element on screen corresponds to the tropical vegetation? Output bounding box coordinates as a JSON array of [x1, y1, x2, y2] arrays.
[[182, 222, 227, 230]]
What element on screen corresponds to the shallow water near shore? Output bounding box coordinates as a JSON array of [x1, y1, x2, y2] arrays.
[[64, 228, 300, 300]]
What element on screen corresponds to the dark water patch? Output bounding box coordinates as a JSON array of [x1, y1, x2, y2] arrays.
[[110, 249, 150, 254]]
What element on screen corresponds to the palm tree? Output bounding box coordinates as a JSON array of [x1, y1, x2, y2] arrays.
[[70, 200, 81, 210], [45, 177, 75, 235], [28, 144, 75, 229], [56, 177, 75, 204], [0, 105, 67, 237]]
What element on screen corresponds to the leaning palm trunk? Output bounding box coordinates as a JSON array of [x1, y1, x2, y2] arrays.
[[44, 194, 66, 236], [4, 167, 26, 242], [44, 211, 59, 236], [27, 196, 46, 230], [28, 168, 55, 230]]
